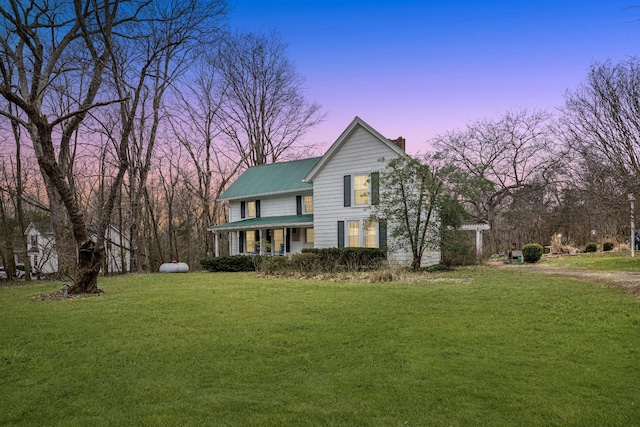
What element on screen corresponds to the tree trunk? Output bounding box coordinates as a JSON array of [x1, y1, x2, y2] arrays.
[[69, 240, 103, 294], [47, 190, 77, 277], [12, 115, 31, 281]]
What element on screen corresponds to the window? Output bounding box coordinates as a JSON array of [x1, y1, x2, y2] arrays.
[[354, 175, 369, 205], [365, 221, 377, 248], [246, 230, 256, 253], [30, 235, 37, 247], [303, 195, 313, 213], [348, 220, 360, 247], [274, 229, 284, 254], [305, 228, 314, 243], [247, 201, 256, 218]]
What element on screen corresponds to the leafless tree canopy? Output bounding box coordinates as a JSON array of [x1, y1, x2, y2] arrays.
[[0, 0, 227, 291], [432, 109, 565, 252], [564, 58, 640, 194], [216, 31, 325, 167]]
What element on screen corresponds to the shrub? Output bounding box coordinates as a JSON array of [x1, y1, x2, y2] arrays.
[[603, 242, 614, 252], [200, 255, 262, 272], [300, 247, 386, 272], [288, 253, 321, 273], [440, 232, 474, 267], [585, 242, 597, 253], [522, 243, 543, 263], [260, 256, 287, 274]]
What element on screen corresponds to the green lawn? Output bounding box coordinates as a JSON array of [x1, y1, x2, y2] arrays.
[[544, 252, 640, 271], [1, 269, 639, 426]]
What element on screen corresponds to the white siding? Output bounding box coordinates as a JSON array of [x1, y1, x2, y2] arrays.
[[228, 192, 312, 220], [313, 127, 398, 248], [311, 126, 440, 267], [25, 226, 58, 275], [23, 223, 132, 274], [104, 226, 131, 273], [223, 192, 313, 256]]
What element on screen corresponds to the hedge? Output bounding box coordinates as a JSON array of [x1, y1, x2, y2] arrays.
[[200, 255, 262, 272], [301, 247, 386, 272]]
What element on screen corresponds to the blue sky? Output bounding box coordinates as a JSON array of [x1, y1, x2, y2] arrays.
[[228, 1, 640, 153]]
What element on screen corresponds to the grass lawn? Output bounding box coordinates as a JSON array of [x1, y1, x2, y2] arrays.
[[1, 268, 639, 426], [544, 252, 640, 271]]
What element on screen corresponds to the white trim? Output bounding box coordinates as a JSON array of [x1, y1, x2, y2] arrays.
[[304, 116, 406, 183], [220, 188, 312, 201]]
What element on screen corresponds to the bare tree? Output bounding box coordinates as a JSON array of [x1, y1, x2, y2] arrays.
[[432, 109, 563, 252], [103, 0, 227, 272], [0, 0, 134, 292], [564, 58, 640, 196], [170, 57, 240, 256], [6, 102, 31, 280], [216, 31, 325, 167], [0, 0, 226, 292]]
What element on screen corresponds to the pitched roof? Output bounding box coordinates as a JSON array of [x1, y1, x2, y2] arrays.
[[219, 157, 322, 200], [304, 116, 407, 182], [208, 214, 313, 231], [25, 222, 55, 235]]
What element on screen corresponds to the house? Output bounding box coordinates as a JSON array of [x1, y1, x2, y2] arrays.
[[209, 117, 441, 266], [24, 222, 131, 275]]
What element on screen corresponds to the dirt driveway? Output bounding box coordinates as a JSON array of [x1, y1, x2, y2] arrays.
[[497, 263, 640, 297]]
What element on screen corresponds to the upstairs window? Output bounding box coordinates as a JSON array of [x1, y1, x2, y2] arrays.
[[247, 201, 256, 218], [353, 175, 369, 205], [345, 173, 378, 207], [303, 195, 313, 213]]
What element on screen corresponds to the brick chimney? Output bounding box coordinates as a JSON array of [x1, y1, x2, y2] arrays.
[[389, 136, 406, 152]]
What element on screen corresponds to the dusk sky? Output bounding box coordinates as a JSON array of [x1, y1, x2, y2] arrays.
[[228, 0, 640, 154]]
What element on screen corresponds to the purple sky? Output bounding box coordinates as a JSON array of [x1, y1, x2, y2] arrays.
[[228, 1, 640, 153]]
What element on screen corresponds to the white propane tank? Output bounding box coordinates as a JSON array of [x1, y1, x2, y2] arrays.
[[159, 262, 189, 273]]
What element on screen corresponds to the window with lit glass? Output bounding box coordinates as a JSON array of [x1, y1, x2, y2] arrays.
[[274, 229, 284, 254], [246, 230, 255, 253], [365, 221, 377, 248], [305, 227, 314, 243], [303, 195, 313, 213], [354, 174, 369, 205], [348, 220, 360, 247], [247, 201, 256, 217]]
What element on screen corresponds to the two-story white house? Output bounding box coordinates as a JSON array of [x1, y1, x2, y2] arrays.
[[24, 222, 131, 275], [209, 117, 441, 266]]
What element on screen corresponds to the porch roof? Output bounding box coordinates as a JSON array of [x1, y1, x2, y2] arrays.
[[208, 214, 313, 232]]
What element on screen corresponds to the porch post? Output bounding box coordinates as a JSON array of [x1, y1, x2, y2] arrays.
[[259, 229, 263, 255], [214, 232, 219, 257], [284, 228, 288, 256]]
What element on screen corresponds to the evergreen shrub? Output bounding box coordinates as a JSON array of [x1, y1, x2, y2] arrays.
[[585, 242, 597, 253], [603, 242, 614, 252], [200, 255, 262, 272], [522, 243, 543, 263]]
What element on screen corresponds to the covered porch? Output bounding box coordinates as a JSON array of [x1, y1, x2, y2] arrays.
[[208, 214, 314, 257]]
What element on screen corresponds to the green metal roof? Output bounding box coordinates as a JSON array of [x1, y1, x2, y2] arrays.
[[208, 214, 313, 231], [219, 157, 321, 200]]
